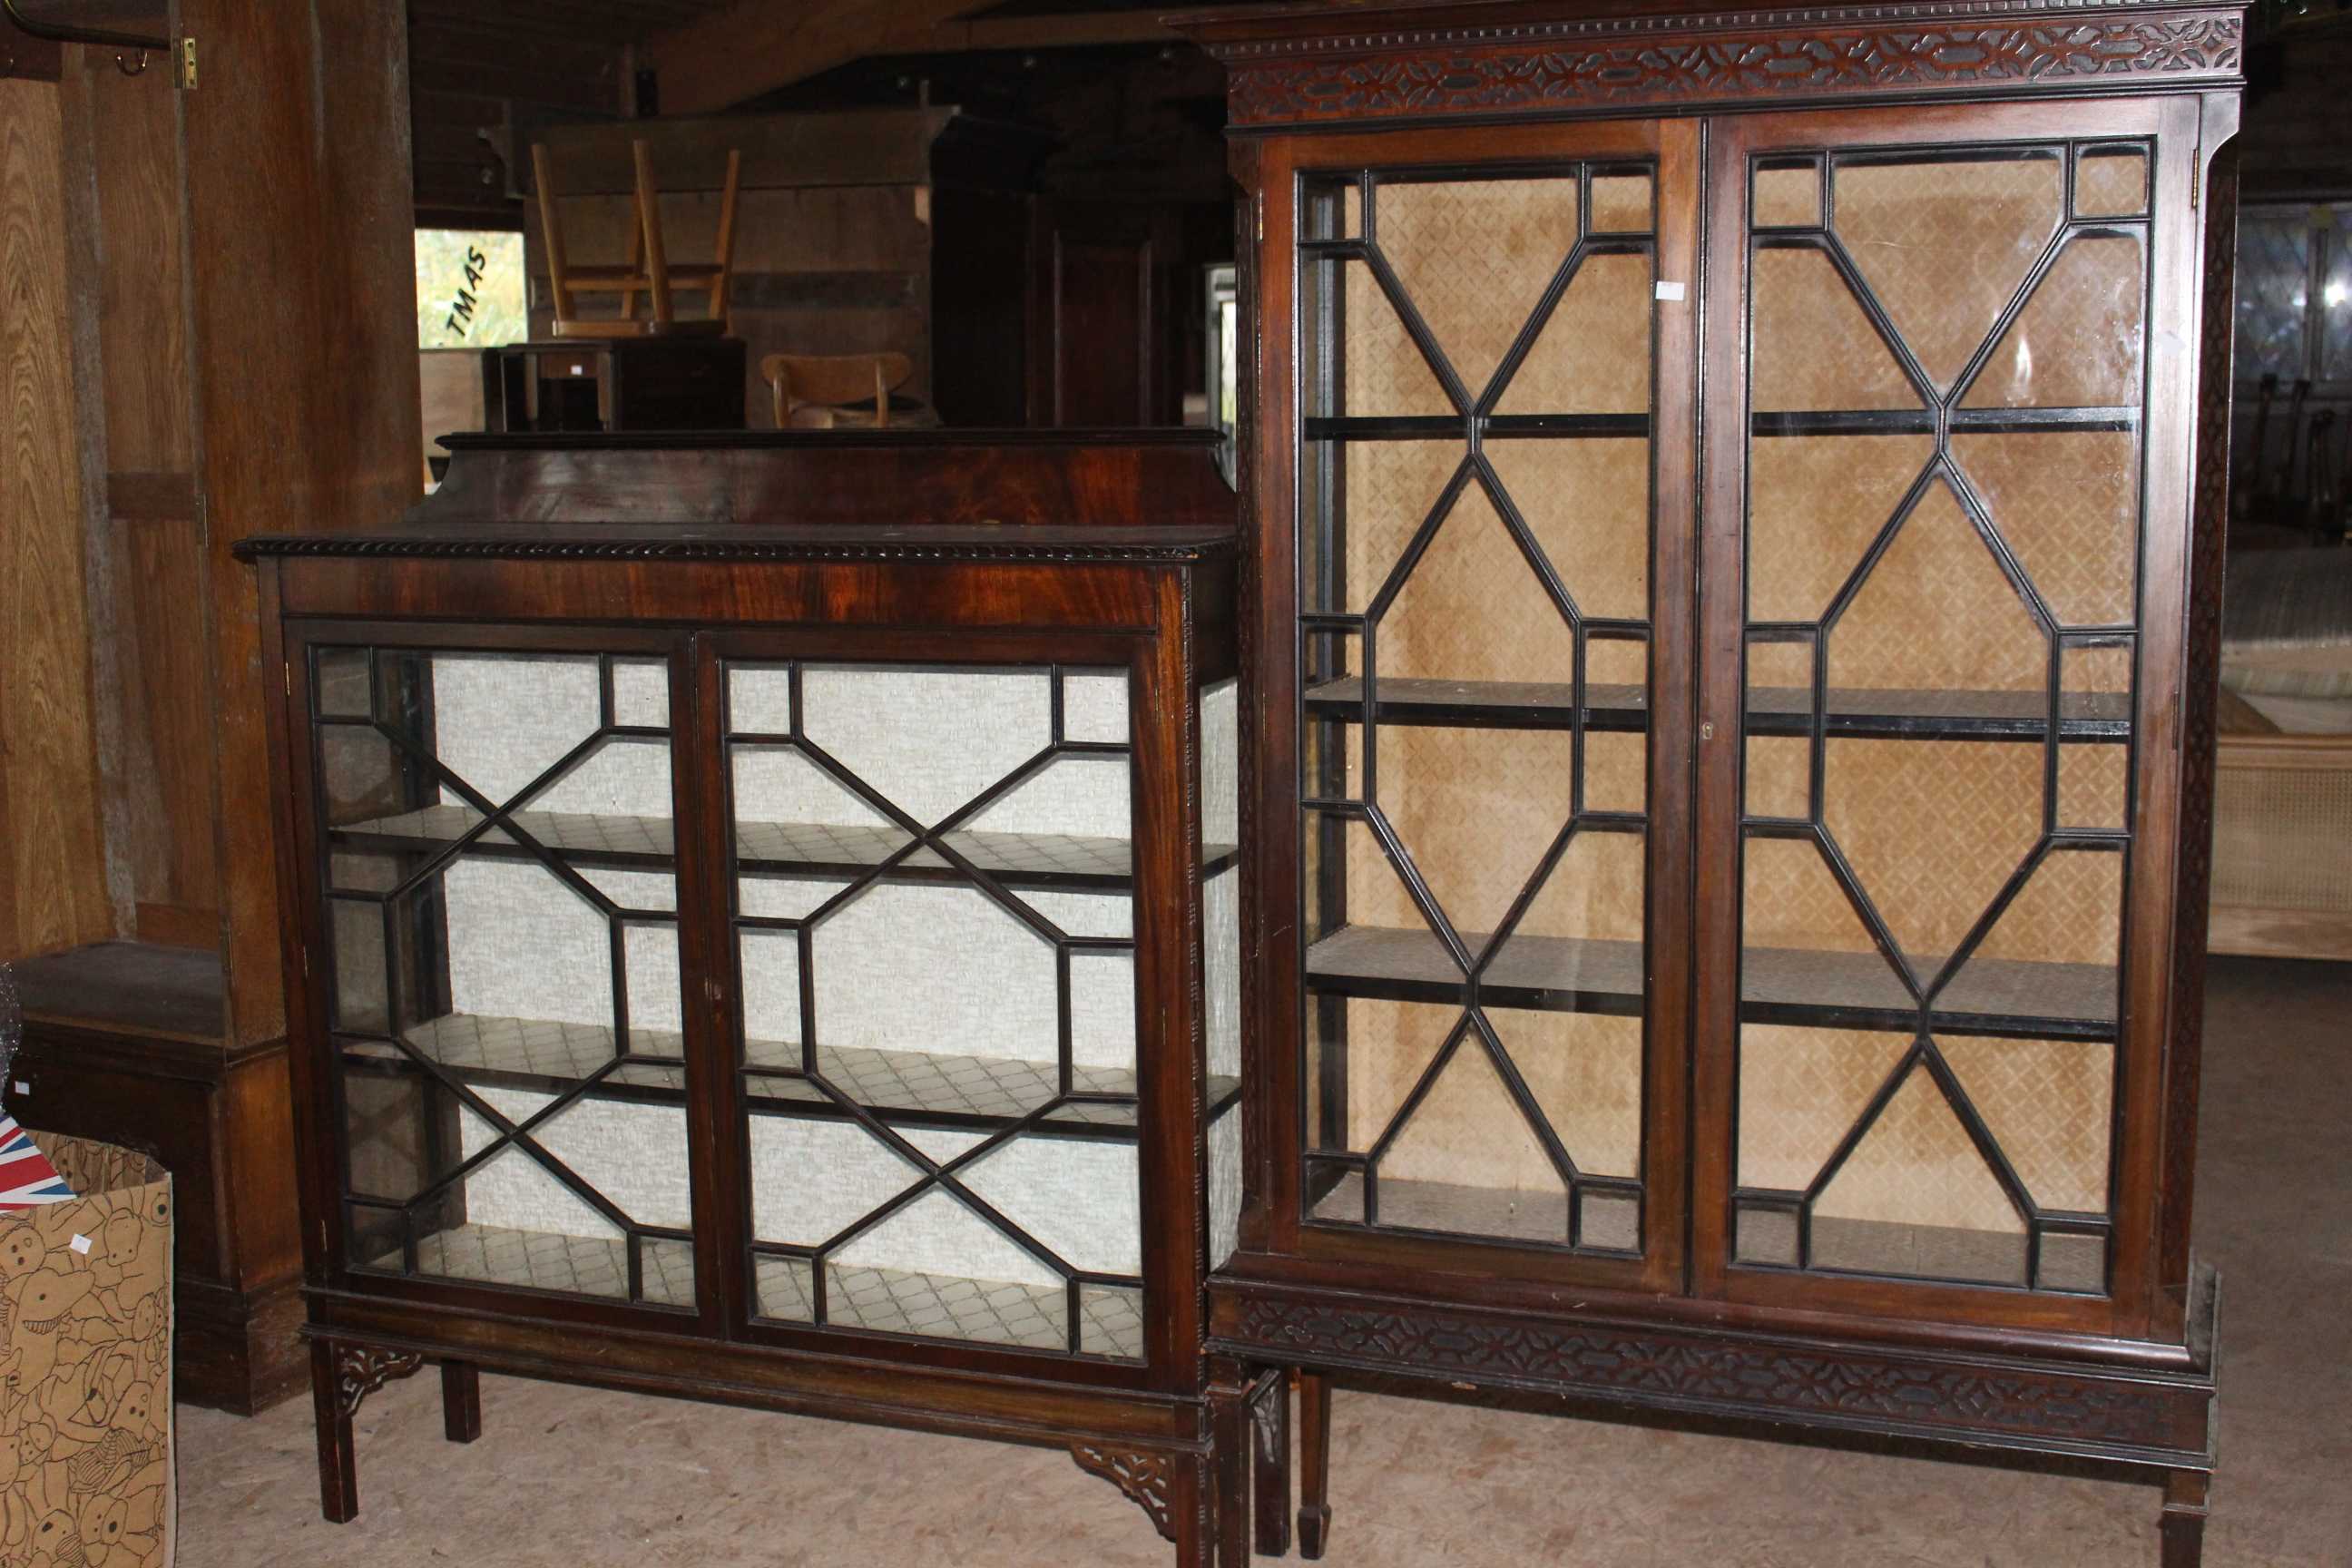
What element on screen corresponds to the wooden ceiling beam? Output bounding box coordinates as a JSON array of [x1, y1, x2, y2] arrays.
[[646, 0, 996, 114]]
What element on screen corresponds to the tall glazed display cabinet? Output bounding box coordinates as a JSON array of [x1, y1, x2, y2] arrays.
[[1175, 3, 2245, 1563]]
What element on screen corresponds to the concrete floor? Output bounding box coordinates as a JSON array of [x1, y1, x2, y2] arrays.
[[173, 956, 2352, 1566]]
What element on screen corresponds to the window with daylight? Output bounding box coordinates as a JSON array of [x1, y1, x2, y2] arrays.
[[416, 229, 527, 349]]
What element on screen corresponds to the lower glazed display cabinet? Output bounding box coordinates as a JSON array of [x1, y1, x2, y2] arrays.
[[236, 431, 1260, 1566]]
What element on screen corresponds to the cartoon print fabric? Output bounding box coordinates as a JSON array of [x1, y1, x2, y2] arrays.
[[0, 1137, 171, 1568]]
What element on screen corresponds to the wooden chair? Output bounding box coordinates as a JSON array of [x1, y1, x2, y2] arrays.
[[533, 140, 740, 338], [761, 352, 916, 428]]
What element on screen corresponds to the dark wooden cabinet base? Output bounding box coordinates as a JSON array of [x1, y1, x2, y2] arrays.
[[176, 1274, 309, 1414], [11, 942, 307, 1415], [304, 1311, 1237, 1566], [1210, 1264, 2219, 1564]]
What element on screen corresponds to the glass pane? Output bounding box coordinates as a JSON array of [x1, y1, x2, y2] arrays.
[[1749, 245, 1920, 411], [1753, 158, 1820, 230], [1951, 431, 2140, 627], [1834, 150, 2062, 394], [1736, 139, 2135, 1297], [1589, 170, 1652, 235], [1341, 260, 1451, 417], [1204, 681, 1244, 1269], [1810, 1062, 2027, 1286], [1298, 159, 1659, 1257], [1378, 176, 1579, 400], [1826, 480, 2045, 699], [1494, 251, 1652, 416], [732, 663, 1143, 1359], [1366, 475, 1576, 682], [318, 646, 692, 1310], [2074, 148, 2148, 220], [1964, 231, 2146, 409], [1376, 1029, 1571, 1243], [1748, 434, 1935, 623]]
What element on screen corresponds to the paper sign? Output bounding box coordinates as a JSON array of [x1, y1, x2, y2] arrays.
[[1654, 280, 1687, 301]]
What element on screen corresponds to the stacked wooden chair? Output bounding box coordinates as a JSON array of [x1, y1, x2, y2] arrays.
[[531, 139, 740, 338]]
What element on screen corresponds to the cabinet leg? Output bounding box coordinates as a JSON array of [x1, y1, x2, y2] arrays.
[[1252, 1368, 1292, 1558], [310, 1339, 358, 1524], [2161, 1471, 2210, 1568], [1211, 1373, 1252, 1567], [441, 1360, 483, 1444], [1175, 1448, 1216, 1568], [1297, 1370, 1333, 1561]]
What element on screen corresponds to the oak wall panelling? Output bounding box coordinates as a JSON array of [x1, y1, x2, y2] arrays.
[[0, 75, 112, 961], [1, 3, 425, 1414], [77, 54, 214, 949]]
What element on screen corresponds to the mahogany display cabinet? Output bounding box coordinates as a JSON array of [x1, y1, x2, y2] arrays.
[[1174, 2, 2245, 1563], [235, 430, 1260, 1566]]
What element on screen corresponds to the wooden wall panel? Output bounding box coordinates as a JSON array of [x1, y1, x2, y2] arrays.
[[177, 0, 424, 1044], [118, 517, 218, 943], [0, 79, 112, 958], [75, 57, 218, 947], [90, 65, 188, 472]]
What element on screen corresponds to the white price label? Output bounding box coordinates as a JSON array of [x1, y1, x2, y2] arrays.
[[69, 1234, 92, 1256], [1654, 280, 1687, 302]]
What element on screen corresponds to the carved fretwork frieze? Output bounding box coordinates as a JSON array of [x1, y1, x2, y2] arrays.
[[1070, 1444, 1180, 1542], [334, 1344, 427, 1418], [1217, 14, 2241, 126], [1220, 1296, 2212, 1459]]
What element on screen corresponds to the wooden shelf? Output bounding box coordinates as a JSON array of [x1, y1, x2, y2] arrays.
[[1746, 686, 2131, 741], [341, 1013, 1237, 1136], [364, 1220, 694, 1307], [1302, 413, 1652, 440], [1750, 407, 2138, 436], [1305, 925, 2115, 1038], [1308, 925, 1647, 1014], [752, 1257, 1144, 1359], [1310, 1171, 1570, 1244], [1306, 677, 1649, 732], [332, 804, 1235, 890], [1304, 1171, 1648, 1252], [1304, 677, 2130, 741]]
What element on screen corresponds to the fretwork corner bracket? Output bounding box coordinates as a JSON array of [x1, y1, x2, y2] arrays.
[[1071, 1444, 1180, 1543], [334, 1344, 427, 1418]]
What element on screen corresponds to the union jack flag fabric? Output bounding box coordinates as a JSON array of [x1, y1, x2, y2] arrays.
[[0, 1114, 74, 1208]]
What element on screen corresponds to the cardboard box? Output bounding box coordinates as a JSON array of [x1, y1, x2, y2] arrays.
[[0, 1136, 172, 1568]]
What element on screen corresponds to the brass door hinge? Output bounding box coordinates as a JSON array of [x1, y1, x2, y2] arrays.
[[177, 35, 196, 90]]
